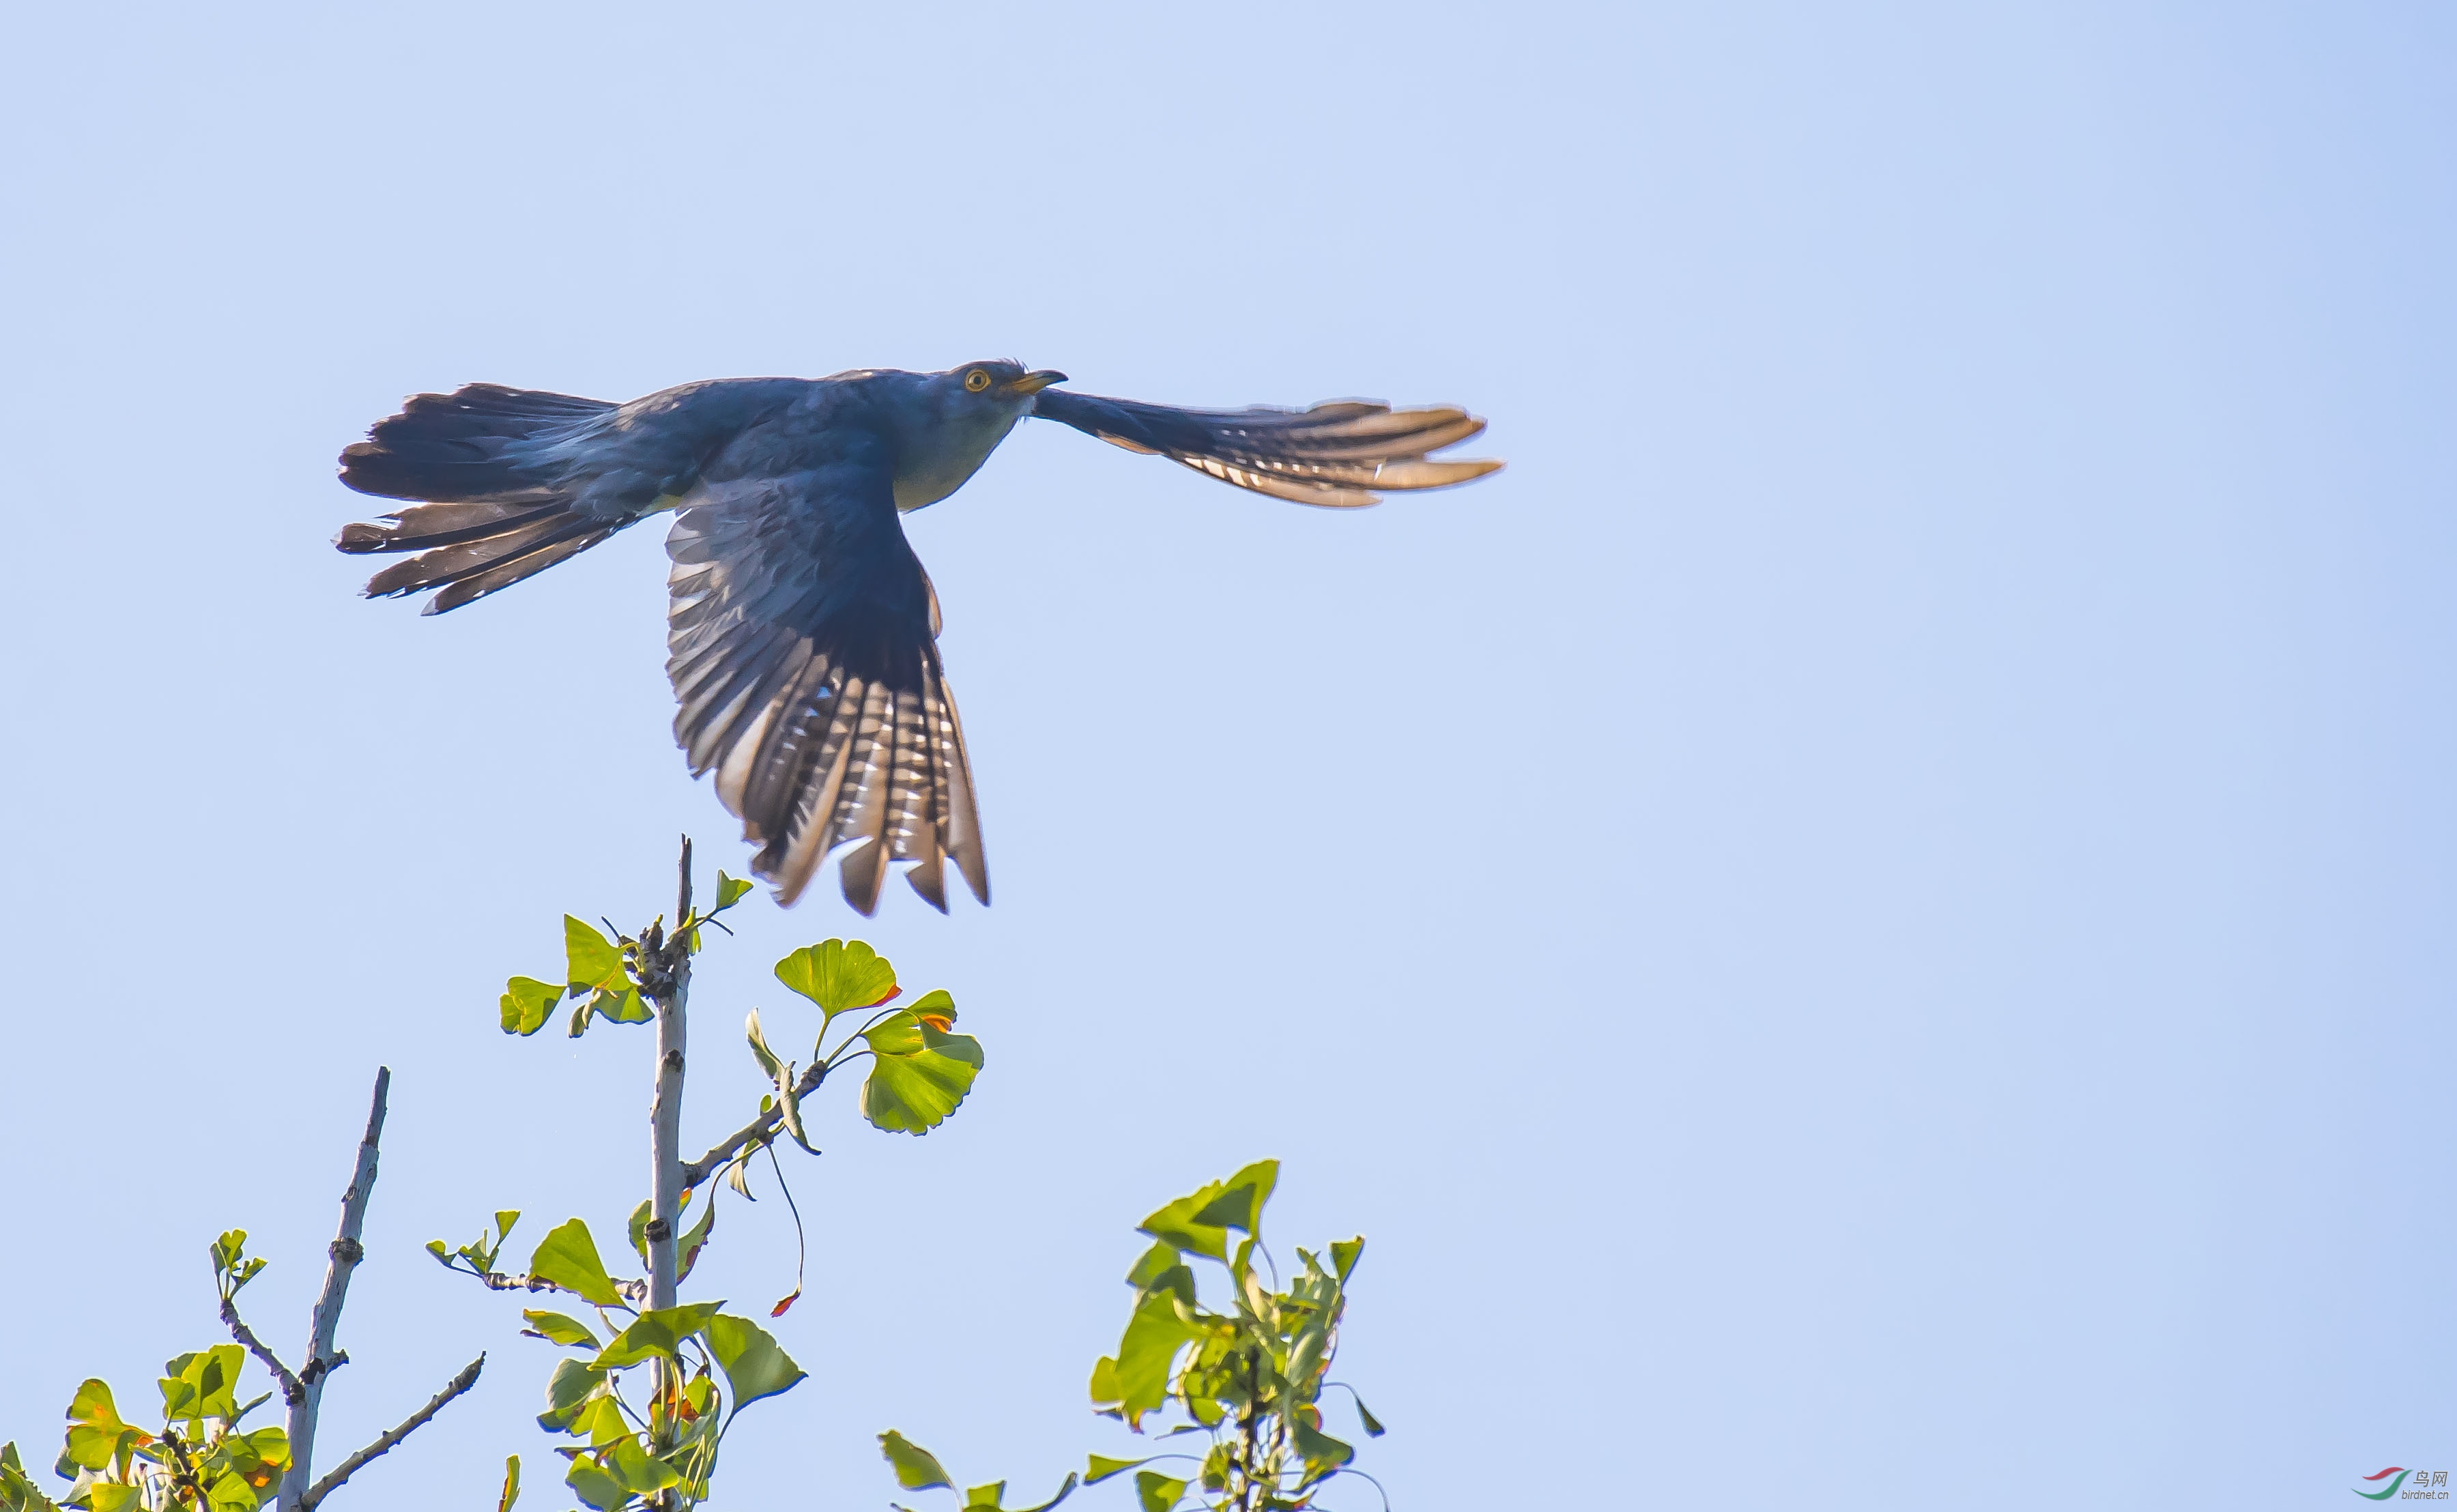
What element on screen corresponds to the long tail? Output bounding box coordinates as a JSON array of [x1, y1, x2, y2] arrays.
[[334, 383, 624, 615]]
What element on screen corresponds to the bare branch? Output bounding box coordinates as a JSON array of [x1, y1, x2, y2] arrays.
[[678, 1060, 826, 1189], [298, 1354, 485, 1512], [278, 1068, 390, 1512], [218, 1296, 302, 1407]]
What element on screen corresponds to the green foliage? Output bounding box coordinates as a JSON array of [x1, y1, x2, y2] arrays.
[[453, 879, 992, 1512], [1, 1441, 61, 1512], [426, 1210, 521, 1279], [491, 1212, 805, 1512], [878, 1435, 1076, 1512], [528, 1296, 800, 1512], [528, 1218, 624, 1307], [500, 978, 560, 1036], [774, 937, 900, 1027], [14, 1236, 297, 1509], [704, 1315, 806, 1420], [879, 1431, 951, 1492], [858, 1016, 983, 1135], [758, 940, 984, 1137], [30, 1358, 290, 1512], [493, 870, 756, 1039], [206, 1234, 263, 1303], [519, 1311, 601, 1350], [887, 1165, 1382, 1512], [1130, 1471, 1186, 1512]]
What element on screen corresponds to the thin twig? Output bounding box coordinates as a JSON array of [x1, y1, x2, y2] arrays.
[[298, 1354, 485, 1511], [279, 1068, 390, 1511], [218, 1297, 303, 1406], [678, 1060, 826, 1189], [478, 1270, 648, 1306]]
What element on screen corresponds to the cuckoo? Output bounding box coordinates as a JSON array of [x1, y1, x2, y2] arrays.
[[334, 362, 1502, 913]]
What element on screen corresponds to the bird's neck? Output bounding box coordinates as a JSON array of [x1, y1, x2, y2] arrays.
[[883, 381, 1031, 512]]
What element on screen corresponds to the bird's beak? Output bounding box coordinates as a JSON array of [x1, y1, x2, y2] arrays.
[[1011, 370, 1066, 394]]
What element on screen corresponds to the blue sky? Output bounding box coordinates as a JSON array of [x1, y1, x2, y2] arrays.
[[2, 5, 2452, 1509]]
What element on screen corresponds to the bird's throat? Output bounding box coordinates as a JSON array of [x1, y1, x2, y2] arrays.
[[891, 406, 1026, 512]]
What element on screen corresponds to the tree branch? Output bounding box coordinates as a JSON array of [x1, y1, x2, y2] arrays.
[[218, 1296, 302, 1407], [298, 1354, 484, 1512], [677, 1060, 826, 1189], [278, 1067, 390, 1512], [644, 837, 694, 1502], [646, 838, 692, 1317], [476, 1270, 648, 1306]]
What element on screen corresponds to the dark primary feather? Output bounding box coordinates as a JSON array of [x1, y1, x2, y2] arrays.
[[1032, 388, 1502, 507], [663, 398, 987, 915]]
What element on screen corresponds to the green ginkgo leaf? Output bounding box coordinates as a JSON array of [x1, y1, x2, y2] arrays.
[[1132, 1470, 1188, 1512], [563, 1453, 629, 1512], [1089, 1292, 1198, 1429], [774, 939, 898, 1021], [1350, 1389, 1385, 1437], [878, 1431, 951, 1492], [1007, 1472, 1079, 1512], [709, 1314, 805, 1416], [603, 1437, 679, 1496], [594, 1303, 722, 1369], [1289, 1423, 1353, 1481], [528, 1219, 623, 1308], [745, 1011, 783, 1079], [861, 1009, 927, 1057], [1138, 1161, 1278, 1260], [676, 1195, 716, 1283], [564, 917, 628, 996], [538, 1358, 604, 1434], [500, 977, 561, 1036], [519, 1311, 601, 1350], [61, 1380, 134, 1472], [860, 1027, 983, 1135], [1330, 1236, 1364, 1282]]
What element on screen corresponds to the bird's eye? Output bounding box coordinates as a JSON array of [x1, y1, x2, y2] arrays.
[[964, 369, 992, 393]]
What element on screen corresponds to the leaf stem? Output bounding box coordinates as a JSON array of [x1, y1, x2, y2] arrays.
[[474, 1270, 647, 1307], [676, 1061, 827, 1189]]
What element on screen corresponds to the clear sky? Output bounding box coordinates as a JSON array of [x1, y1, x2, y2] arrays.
[[3, 4, 2452, 1509]]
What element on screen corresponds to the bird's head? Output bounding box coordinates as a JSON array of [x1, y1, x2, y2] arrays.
[[885, 361, 1070, 512], [932, 359, 1067, 413]]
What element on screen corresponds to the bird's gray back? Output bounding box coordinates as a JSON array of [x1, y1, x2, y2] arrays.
[[530, 370, 1021, 525]]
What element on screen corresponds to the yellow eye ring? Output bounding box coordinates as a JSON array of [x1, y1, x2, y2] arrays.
[[964, 369, 992, 392]]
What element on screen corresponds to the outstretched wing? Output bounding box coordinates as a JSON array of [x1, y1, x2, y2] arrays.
[[1032, 388, 1502, 508], [665, 420, 986, 916]]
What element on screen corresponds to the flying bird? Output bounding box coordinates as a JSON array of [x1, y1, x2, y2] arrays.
[[334, 362, 1502, 914]]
